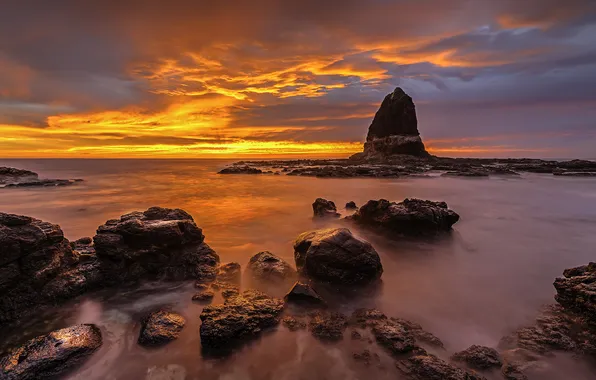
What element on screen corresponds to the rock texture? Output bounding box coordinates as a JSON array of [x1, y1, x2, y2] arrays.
[[312, 198, 340, 218], [199, 289, 284, 351], [309, 312, 348, 341], [218, 165, 262, 174], [352, 87, 429, 160], [284, 282, 326, 307], [0, 167, 82, 188], [93, 207, 219, 283], [451, 345, 502, 370], [138, 310, 186, 346], [396, 354, 486, 380], [245, 251, 296, 285], [347, 198, 460, 236], [0, 324, 102, 380], [293, 228, 383, 285], [553, 262, 596, 321]]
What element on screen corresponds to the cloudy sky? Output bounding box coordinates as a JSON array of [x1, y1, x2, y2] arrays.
[[1, 0, 595, 158]]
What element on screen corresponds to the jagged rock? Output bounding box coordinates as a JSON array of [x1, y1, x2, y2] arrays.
[[218, 165, 262, 174], [312, 198, 340, 218], [396, 354, 486, 380], [282, 316, 307, 331], [199, 289, 284, 351], [93, 207, 219, 283], [192, 289, 215, 302], [451, 345, 502, 370], [138, 310, 185, 346], [284, 282, 326, 307], [308, 311, 348, 341], [350, 308, 388, 328], [554, 262, 596, 321], [245, 251, 296, 285], [353, 87, 429, 160], [500, 348, 543, 380], [0, 324, 102, 380], [345, 201, 358, 209], [390, 317, 444, 348], [293, 228, 383, 285], [372, 320, 419, 356], [347, 198, 460, 236]]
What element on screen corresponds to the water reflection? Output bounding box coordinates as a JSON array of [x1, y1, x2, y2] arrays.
[[1, 159, 596, 379]]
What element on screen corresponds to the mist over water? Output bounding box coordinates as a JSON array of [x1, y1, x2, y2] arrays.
[[1, 159, 595, 379]]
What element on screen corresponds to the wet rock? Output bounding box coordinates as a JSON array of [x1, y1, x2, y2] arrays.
[[218, 165, 262, 174], [284, 282, 326, 307], [138, 310, 186, 346], [347, 198, 460, 237], [554, 262, 596, 321], [350, 308, 388, 328], [390, 317, 444, 348], [282, 316, 307, 331], [4, 179, 83, 188], [312, 198, 340, 218], [93, 207, 219, 283], [0, 167, 83, 188], [353, 349, 381, 366], [396, 354, 486, 380], [200, 289, 284, 351], [221, 288, 240, 300], [451, 345, 502, 370], [245, 251, 296, 285], [293, 228, 383, 285], [372, 320, 419, 356], [345, 201, 358, 209], [309, 311, 348, 341], [0, 324, 102, 380], [192, 289, 215, 303]]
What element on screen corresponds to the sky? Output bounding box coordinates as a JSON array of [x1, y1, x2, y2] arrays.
[[1, 0, 596, 158]]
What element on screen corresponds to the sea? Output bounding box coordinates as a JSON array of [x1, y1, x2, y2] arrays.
[[0, 158, 595, 380]]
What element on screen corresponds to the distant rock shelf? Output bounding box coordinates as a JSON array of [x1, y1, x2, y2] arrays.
[[0, 166, 83, 188]]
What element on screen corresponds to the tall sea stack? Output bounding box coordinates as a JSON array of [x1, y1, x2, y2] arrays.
[[352, 87, 429, 160]]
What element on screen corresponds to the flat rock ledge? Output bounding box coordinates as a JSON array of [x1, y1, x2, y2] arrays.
[[0, 166, 83, 188], [0, 324, 102, 380]]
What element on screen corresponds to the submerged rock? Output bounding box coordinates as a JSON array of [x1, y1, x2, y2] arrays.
[[282, 316, 307, 331], [284, 282, 326, 307], [218, 165, 262, 174], [309, 311, 348, 341], [396, 354, 486, 380], [442, 170, 489, 178], [451, 345, 502, 370], [0, 324, 102, 380], [372, 320, 419, 356], [554, 262, 596, 321], [347, 198, 460, 236], [93, 207, 219, 283], [245, 251, 296, 285], [312, 198, 340, 218], [293, 228, 383, 285], [214, 262, 242, 287], [199, 289, 284, 351], [138, 310, 186, 346]]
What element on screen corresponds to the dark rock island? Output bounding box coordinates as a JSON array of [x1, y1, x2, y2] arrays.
[[0, 167, 82, 188]]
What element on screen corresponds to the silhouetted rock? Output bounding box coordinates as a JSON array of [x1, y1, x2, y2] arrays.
[[0, 167, 83, 188], [396, 354, 486, 380], [93, 207, 219, 283], [309, 311, 348, 341], [0, 324, 102, 379], [345, 201, 358, 209], [312, 198, 340, 218], [138, 310, 186, 346], [200, 289, 284, 351], [218, 165, 262, 174], [246, 251, 296, 285], [347, 198, 460, 237], [451, 345, 502, 370], [284, 282, 326, 307], [293, 228, 383, 285], [352, 87, 429, 160], [554, 262, 596, 321]]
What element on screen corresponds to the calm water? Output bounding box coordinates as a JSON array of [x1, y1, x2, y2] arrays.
[[1, 159, 596, 379]]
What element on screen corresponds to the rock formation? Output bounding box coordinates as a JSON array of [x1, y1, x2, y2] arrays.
[[245, 251, 296, 285], [451, 345, 503, 370], [0, 166, 83, 188], [312, 198, 340, 218], [138, 310, 186, 346], [284, 281, 326, 307], [351, 87, 429, 160], [293, 228, 383, 285], [553, 262, 596, 321]]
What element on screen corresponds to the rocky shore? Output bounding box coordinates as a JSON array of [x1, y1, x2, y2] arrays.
[[0, 167, 83, 188]]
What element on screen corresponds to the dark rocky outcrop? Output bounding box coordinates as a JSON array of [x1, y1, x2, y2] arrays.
[[312, 198, 340, 218], [293, 228, 383, 285], [284, 282, 326, 307], [199, 289, 284, 352], [218, 165, 262, 174], [553, 262, 596, 321], [138, 310, 186, 346], [308, 311, 348, 341], [396, 354, 486, 380], [192, 289, 215, 303], [0, 324, 102, 380], [351, 87, 429, 160], [345, 201, 358, 210], [347, 198, 460, 237], [0, 167, 82, 188], [282, 316, 307, 331], [93, 207, 219, 284], [245, 251, 296, 285], [451, 345, 502, 370]]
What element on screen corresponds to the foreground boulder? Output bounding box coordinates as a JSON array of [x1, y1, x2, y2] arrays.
[[138, 310, 186, 347], [451, 345, 502, 370], [293, 228, 383, 285], [245, 251, 296, 285], [0, 324, 102, 380], [554, 262, 596, 321], [351, 87, 429, 161], [312, 198, 340, 218], [347, 198, 460, 236], [200, 289, 284, 352], [93, 207, 219, 283]]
